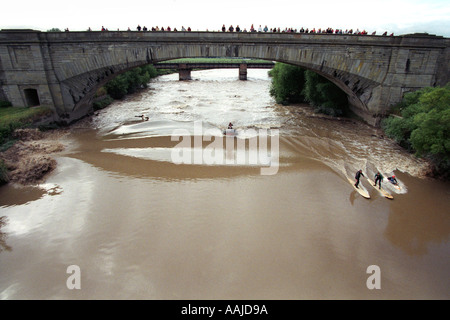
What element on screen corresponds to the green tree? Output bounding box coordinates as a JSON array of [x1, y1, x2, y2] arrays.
[[104, 75, 129, 99], [302, 70, 348, 116], [409, 86, 450, 155], [269, 63, 306, 104], [382, 83, 450, 178], [104, 65, 158, 99], [268, 63, 348, 116], [382, 115, 415, 151], [47, 28, 62, 32]]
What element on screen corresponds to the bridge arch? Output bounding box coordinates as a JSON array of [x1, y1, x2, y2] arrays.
[[0, 30, 448, 125]]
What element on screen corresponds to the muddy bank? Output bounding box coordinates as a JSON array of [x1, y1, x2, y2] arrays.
[[0, 128, 70, 185]]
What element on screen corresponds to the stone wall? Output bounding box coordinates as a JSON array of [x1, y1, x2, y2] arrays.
[[0, 30, 448, 125]]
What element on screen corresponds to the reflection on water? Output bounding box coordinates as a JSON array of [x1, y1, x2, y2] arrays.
[[384, 173, 450, 256], [0, 183, 62, 208], [0, 69, 449, 299]]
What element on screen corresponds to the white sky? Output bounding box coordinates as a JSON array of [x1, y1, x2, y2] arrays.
[[2, 0, 449, 37]]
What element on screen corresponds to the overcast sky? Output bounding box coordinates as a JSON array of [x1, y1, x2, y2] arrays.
[[2, 0, 449, 37]]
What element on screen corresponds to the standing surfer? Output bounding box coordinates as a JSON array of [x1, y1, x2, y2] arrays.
[[374, 172, 383, 189], [354, 169, 364, 188]]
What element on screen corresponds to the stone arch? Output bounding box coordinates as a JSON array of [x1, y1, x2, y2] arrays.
[[63, 52, 375, 123]]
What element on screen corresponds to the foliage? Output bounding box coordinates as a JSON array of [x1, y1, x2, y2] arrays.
[[95, 87, 108, 98], [104, 65, 158, 99], [268, 63, 306, 104], [0, 106, 52, 145], [382, 83, 450, 178], [0, 100, 12, 108], [382, 116, 415, 151], [302, 70, 348, 116], [268, 62, 348, 116], [93, 95, 114, 111], [47, 28, 62, 32]]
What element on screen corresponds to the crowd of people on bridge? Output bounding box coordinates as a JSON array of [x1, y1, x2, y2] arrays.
[[135, 25, 192, 32], [78, 24, 394, 36], [220, 24, 393, 36]]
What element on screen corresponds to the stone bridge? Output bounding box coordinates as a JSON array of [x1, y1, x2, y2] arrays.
[[0, 30, 448, 125]]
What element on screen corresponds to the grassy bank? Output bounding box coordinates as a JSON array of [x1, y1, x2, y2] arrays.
[[0, 106, 53, 144], [0, 105, 54, 184]]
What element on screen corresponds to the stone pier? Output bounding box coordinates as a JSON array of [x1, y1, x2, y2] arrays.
[[239, 63, 247, 80], [178, 64, 192, 81]]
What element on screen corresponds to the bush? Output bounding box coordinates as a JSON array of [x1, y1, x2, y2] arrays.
[[269, 63, 306, 104], [382, 83, 450, 179], [0, 100, 12, 108], [95, 87, 108, 98], [269, 63, 348, 115], [93, 95, 114, 111], [302, 70, 348, 116], [0, 106, 52, 145], [104, 65, 158, 99]]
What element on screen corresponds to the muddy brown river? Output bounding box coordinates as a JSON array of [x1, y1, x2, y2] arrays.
[[0, 69, 449, 299]]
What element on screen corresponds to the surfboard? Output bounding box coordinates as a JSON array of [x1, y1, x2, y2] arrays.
[[347, 178, 370, 199], [223, 128, 237, 136], [367, 178, 394, 200]]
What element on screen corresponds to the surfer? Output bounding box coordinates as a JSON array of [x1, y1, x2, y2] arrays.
[[135, 114, 148, 121], [228, 122, 233, 129], [374, 172, 383, 189], [387, 175, 398, 185], [354, 169, 364, 188]]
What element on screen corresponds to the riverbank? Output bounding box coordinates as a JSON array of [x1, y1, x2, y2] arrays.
[[0, 128, 70, 185]]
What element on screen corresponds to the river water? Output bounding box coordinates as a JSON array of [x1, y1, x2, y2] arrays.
[[0, 69, 449, 299]]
